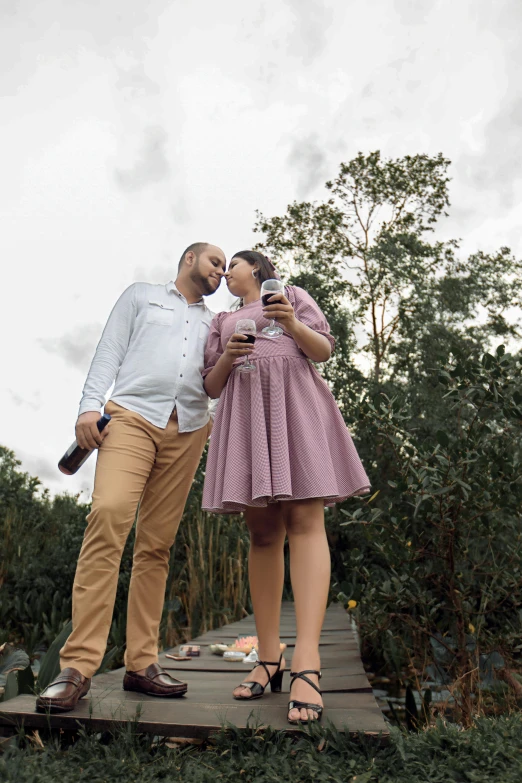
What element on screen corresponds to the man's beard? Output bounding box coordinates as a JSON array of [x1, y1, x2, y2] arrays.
[[189, 262, 215, 295]]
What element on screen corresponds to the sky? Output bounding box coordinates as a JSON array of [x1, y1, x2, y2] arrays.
[[1, 0, 521, 499]]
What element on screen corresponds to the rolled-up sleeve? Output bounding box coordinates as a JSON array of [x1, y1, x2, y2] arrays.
[[78, 284, 138, 415], [287, 286, 336, 352], [202, 312, 226, 379]]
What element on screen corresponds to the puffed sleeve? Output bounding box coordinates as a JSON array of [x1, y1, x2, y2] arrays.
[[286, 286, 336, 352], [202, 312, 227, 378]]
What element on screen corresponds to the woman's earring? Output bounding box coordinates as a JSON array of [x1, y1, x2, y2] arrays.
[[252, 269, 258, 278]]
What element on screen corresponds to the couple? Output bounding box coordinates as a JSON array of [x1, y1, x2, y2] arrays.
[[36, 242, 370, 724]]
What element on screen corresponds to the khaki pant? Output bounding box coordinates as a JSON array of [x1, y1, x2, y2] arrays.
[[60, 401, 210, 678]]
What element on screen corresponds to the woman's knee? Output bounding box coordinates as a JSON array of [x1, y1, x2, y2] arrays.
[[285, 500, 325, 536], [245, 507, 285, 547], [249, 527, 285, 548]]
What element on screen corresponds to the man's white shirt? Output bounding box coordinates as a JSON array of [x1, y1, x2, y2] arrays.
[[79, 281, 215, 432]]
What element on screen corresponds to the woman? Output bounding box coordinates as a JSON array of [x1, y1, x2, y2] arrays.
[[202, 251, 370, 723]]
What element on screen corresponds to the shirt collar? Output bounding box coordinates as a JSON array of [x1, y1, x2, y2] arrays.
[[166, 281, 206, 307]]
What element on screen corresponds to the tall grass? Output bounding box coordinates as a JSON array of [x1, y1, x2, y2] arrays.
[[163, 508, 250, 647], [1, 483, 251, 658]]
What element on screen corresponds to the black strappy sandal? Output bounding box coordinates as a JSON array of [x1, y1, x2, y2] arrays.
[[287, 669, 323, 724], [233, 652, 285, 700]]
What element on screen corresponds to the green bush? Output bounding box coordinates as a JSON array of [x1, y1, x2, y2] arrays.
[[337, 347, 522, 725]]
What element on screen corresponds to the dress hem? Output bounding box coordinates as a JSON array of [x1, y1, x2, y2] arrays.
[[202, 484, 371, 515]]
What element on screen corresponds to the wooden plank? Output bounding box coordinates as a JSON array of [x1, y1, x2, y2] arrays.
[[0, 602, 387, 737], [157, 648, 364, 674], [89, 669, 372, 695], [183, 632, 356, 645], [0, 695, 388, 736]]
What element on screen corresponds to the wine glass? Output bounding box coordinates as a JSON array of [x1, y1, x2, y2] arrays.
[[235, 318, 257, 373], [261, 279, 285, 338]]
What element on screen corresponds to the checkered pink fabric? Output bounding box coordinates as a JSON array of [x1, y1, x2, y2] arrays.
[[202, 286, 370, 513]]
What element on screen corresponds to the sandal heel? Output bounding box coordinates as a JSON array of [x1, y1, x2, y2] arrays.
[[270, 669, 284, 693], [233, 653, 285, 701]]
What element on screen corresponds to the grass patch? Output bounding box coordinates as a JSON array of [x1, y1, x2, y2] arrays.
[[1, 716, 521, 783]]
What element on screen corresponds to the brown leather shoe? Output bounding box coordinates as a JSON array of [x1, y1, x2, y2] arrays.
[[123, 662, 187, 697], [35, 668, 91, 713]]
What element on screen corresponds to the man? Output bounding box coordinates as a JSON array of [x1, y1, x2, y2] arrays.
[[36, 242, 226, 713]]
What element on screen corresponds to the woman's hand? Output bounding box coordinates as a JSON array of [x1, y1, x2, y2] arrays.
[[262, 293, 297, 332], [224, 333, 255, 361]]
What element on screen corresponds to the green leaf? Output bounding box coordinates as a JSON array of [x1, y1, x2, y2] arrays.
[[97, 646, 121, 675], [436, 430, 450, 447], [405, 684, 419, 732], [37, 620, 72, 692], [413, 495, 430, 519], [1, 671, 19, 702], [430, 485, 454, 496], [0, 645, 30, 681], [17, 664, 35, 696]]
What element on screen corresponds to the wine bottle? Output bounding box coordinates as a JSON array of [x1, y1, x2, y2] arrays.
[[58, 414, 111, 475]]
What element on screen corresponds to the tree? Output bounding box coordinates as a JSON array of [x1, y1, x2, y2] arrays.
[[255, 152, 522, 392]]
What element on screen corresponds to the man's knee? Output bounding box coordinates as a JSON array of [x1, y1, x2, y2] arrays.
[[89, 489, 138, 523], [83, 494, 138, 553], [133, 518, 180, 561]]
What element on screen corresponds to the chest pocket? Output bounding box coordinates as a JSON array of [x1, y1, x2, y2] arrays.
[[146, 300, 175, 326]]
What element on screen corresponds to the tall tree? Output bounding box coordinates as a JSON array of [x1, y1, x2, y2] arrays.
[[255, 152, 522, 395]]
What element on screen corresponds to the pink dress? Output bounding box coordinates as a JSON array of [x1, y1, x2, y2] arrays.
[[202, 286, 370, 513]]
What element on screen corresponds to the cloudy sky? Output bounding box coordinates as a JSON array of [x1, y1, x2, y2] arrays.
[[1, 0, 521, 499]]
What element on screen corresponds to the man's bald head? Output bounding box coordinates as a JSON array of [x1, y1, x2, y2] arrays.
[[178, 242, 210, 271]]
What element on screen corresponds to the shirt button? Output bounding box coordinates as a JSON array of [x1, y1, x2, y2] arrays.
[[183, 354, 186, 357], [184, 337, 187, 341], [186, 320, 189, 324], [180, 374, 183, 377]]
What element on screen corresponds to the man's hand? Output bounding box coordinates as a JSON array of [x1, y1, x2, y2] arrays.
[[76, 412, 109, 451]]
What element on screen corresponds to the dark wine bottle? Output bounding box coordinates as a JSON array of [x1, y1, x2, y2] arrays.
[[58, 414, 111, 475]]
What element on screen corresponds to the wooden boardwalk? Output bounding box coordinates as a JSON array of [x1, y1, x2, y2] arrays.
[[0, 602, 388, 738]]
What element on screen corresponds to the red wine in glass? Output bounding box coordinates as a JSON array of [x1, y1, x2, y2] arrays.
[[236, 318, 257, 372], [261, 279, 284, 338]]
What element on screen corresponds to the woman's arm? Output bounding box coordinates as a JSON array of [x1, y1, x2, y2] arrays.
[[203, 334, 254, 399], [286, 319, 332, 362], [262, 293, 332, 363]]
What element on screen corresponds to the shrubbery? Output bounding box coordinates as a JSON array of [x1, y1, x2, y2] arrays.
[[2, 152, 521, 726]]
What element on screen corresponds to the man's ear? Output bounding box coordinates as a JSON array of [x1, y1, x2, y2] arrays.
[[184, 251, 196, 267]]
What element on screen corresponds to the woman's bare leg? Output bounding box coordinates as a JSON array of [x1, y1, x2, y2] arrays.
[[285, 498, 330, 721], [233, 504, 287, 698]]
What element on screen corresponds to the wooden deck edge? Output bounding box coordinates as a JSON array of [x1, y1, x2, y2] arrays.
[[0, 709, 390, 741]]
